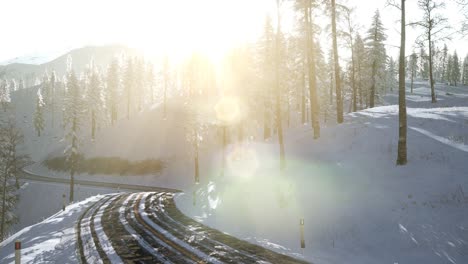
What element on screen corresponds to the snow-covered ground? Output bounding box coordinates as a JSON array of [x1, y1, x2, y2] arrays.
[[13, 181, 115, 234], [4, 80, 468, 263], [0, 194, 106, 263], [175, 82, 468, 264]]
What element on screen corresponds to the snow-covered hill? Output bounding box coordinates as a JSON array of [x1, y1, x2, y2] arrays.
[[0, 45, 140, 84], [4, 80, 468, 263], [174, 82, 468, 264]]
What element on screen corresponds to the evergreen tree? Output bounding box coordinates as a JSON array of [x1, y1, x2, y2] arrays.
[[33, 88, 45, 137], [365, 10, 387, 108], [106, 58, 119, 125], [146, 62, 156, 105], [123, 58, 134, 119], [49, 71, 57, 128], [87, 63, 102, 140], [450, 51, 461, 86], [440, 44, 448, 82], [387, 57, 397, 92], [134, 58, 144, 112], [258, 15, 275, 140], [0, 80, 11, 112], [63, 70, 84, 203], [447, 54, 454, 85], [0, 119, 28, 241], [409, 52, 418, 93], [419, 47, 429, 79], [462, 54, 468, 86], [353, 33, 366, 109]]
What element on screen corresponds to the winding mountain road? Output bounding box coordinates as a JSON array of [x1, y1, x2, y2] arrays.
[[77, 192, 309, 264]]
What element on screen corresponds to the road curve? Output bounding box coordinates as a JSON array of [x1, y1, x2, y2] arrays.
[[19, 169, 181, 193], [77, 192, 310, 264]]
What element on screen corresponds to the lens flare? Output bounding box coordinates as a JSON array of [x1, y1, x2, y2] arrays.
[[226, 145, 259, 179], [214, 96, 240, 124]]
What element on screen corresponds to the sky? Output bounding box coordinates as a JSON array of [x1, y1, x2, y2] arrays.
[[0, 0, 466, 64]]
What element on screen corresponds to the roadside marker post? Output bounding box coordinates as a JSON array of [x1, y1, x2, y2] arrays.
[[300, 218, 305, 249], [15, 240, 21, 264], [62, 194, 66, 211]]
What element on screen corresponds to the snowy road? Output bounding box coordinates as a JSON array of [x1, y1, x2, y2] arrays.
[[19, 168, 181, 193], [77, 192, 309, 264]]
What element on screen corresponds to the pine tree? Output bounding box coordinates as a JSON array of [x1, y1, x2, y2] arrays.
[[107, 58, 119, 125], [353, 33, 366, 109], [0, 119, 28, 241], [49, 71, 57, 128], [34, 88, 45, 137], [0, 80, 11, 112], [63, 70, 84, 203], [162, 56, 169, 118], [87, 63, 102, 140], [451, 51, 461, 86], [440, 44, 448, 82], [387, 57, 397, 92], [365, 10, 387, 108], [409, 52, 418, 93], [419, 47, 429, 79], [146, 62, 156, 105], [134, 58, 144, 112], [124, 58, 134, 119], [462, 54, 468, 86]]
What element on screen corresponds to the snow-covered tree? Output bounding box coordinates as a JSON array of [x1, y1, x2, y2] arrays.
[[33, 88, 45, 137], [0, 119, 28, 241], [462, 54, 468, 86], [106, 58, 120, 125], [123, 57, 134, 119], [450, 51, 461, 86], [408, 52, 418, 93], [63, 70, 85, 202], [365, 10, 387, 108], [0, 80, 11, 112], [419, 47, 429, 79], [387, 57, 397, 92], [86, 63, 102, 140]]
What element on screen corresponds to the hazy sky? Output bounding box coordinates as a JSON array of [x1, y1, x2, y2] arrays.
[[0, 0, 466, 63]]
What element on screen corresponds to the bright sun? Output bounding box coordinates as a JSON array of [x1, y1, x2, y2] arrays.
[[123, 0, 274, 64]]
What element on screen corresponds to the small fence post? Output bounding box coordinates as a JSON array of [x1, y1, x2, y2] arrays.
[[62, 194, 66, 211], [300, 218, 305, 249], [15, 240, 21, 264]]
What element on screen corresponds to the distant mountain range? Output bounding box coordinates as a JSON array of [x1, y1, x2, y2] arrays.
[[0, 45, 141, 86]]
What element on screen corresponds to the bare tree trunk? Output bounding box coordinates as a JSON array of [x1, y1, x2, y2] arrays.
[[331, 0, 343, 122], [306, 4, 320, 139], [428, 33, 436, 103], [275, 0, 286, 170], [301, 68, 306, 124], [397, 0, 408, 165]]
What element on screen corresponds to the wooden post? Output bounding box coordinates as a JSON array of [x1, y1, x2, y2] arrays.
[[62, 194, 66, 211], [300, 219, 305, 249], [15, 240, 21, 264]]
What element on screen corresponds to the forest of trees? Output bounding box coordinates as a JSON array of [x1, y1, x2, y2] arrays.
[[0, 0, 467, 241]]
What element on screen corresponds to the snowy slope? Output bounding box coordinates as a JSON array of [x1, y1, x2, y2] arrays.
[[175, 81, 468, 264], [0, 194, 106, 264], [6, 80, 468, 263]]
